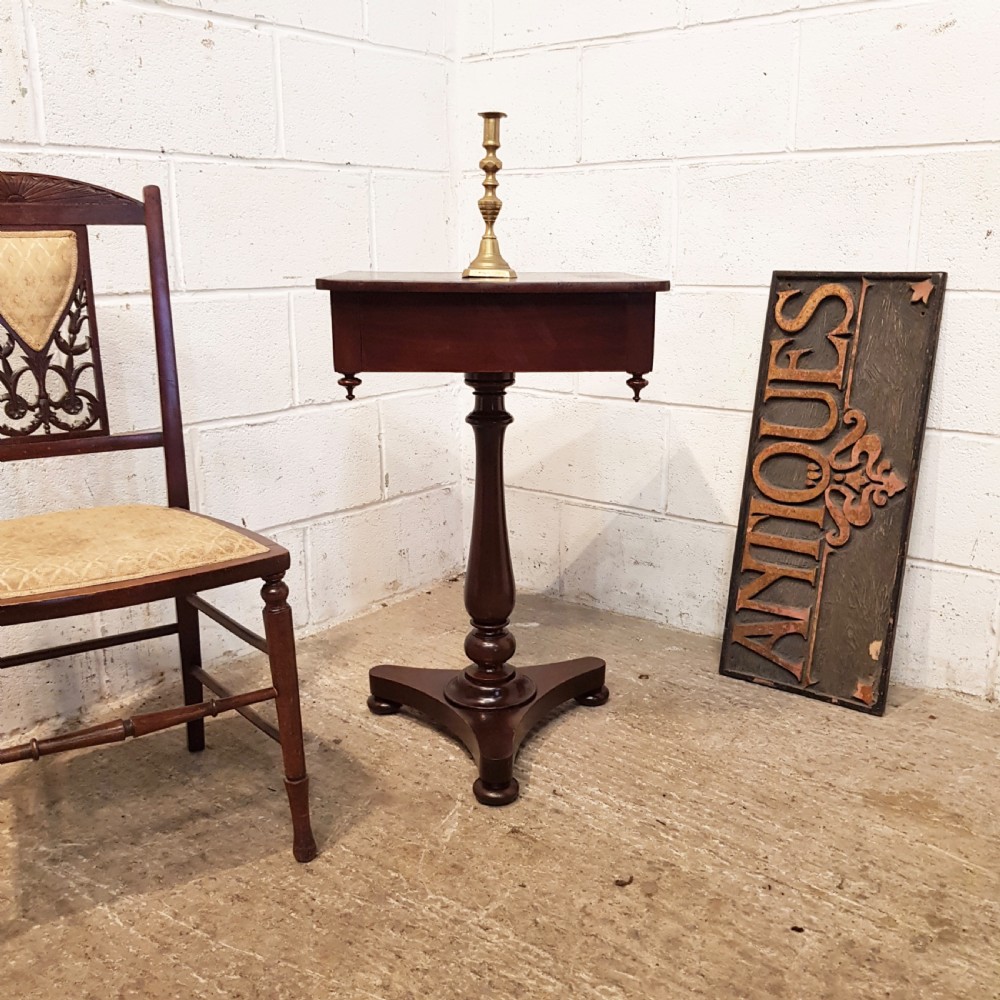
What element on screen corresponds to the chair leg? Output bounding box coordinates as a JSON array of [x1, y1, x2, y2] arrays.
[[261, 574, 318, 863], [176, 597, 204, 752]]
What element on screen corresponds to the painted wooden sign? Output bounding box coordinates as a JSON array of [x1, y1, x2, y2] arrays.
[[720, 272, 946, 714]]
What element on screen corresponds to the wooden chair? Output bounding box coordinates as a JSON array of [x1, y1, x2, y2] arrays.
[[0, 171, 317, 863]]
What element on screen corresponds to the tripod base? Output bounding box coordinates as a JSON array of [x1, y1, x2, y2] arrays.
[[368, 658, 608, 804]]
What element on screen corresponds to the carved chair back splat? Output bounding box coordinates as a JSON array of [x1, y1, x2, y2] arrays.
[[0, 172, 316, 863]]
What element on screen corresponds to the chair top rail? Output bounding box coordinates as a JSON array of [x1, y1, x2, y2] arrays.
[[0, 171, 145, 227]]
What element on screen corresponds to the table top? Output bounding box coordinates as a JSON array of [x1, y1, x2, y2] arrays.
[[316, 271, 670, 294]]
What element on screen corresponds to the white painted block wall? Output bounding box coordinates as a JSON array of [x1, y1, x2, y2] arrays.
[[0, 0, 463, 737], [2, 0, 998, 742], [455, 0, 1000, 699]]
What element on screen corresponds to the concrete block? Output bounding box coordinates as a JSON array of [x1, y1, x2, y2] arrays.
[[472, 166, 671, 274], [92, 296, 164, 434], [379, 389, 462, 498], [650, 290, 767, 409], [506, 488, 563, 596], [496, 0, 681, 50], [666, 408, 752, 527], [94, 600, 180, 699], [0, 613, 108, 739], [685, 0, 851, 23], [290, 291, 454, 405], [797, 5, 1000, 149], [908, 431, 1000, 574], [195, 403, 382, 528], [157, 0, 363, 36], [505, 393, 668, 512], [928, 295, 1000, 434], [577, 290, 764, 407], [460, 421, 474, 484], [32, 1, 276, 156], [456, 2, 492, 57], [372, 172, 451, 270], [3, 447, 168, 520], [306, 488, 462, 625], [16, 287, 294, 450], [582, 23, 795, 162], [370, 373, 459, 401], [561, 503, 735, 636], [0, 3, 37, 143], [574, 370, 645, 402], [4, 613, 97, 666], [516, 373, 576, 393], [281, 37, 448, 169], [458, 479, 563, 596], [575, 369, 650, 401], [171, 293, 294, 423], [893, 563, 999, 697], [173, 162, 369, 290], [457, 51, 580, 167], [291, 290, 337, 405], [92, 293, 293, 434], [676, 157, 916, 285], [918, 151, 1000, 292], [367, 0, 449, 54], [0, 151, 172, 294]]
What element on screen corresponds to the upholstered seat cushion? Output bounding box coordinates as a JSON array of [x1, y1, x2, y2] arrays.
[[0, 505, 269, 600]]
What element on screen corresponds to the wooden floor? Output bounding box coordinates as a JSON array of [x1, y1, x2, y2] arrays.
[[2, 581, 998, 999]]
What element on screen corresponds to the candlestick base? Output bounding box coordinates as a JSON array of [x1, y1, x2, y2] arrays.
[[463, 267, 518, 279], [462, 236, 517, 279]]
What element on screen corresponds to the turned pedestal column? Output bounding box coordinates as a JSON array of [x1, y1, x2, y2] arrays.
[[368, 373, 607, 804]]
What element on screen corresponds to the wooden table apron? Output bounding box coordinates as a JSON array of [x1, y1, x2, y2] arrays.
[[316, 272, 668, 805]]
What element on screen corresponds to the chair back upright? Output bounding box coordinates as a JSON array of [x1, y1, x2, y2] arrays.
[[0, 172, 189, 509]]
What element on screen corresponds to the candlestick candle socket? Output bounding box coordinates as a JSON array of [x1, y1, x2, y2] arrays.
[[462, 111, 517, 279]]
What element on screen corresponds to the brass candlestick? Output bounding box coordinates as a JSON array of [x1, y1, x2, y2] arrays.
[[462, 111, 517, 279]]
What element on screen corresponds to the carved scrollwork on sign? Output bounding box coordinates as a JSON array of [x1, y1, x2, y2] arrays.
[[824, 409, 906, 548]]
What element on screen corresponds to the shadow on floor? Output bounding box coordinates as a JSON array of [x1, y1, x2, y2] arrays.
[[0, 715, 374, 941]]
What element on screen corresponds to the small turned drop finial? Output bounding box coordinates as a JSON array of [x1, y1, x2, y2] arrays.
[[627, 373, 649, 402], [338, 374, 361, 400]]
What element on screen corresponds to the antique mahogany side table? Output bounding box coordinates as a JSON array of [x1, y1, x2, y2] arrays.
[[316, 272, 669, 804]]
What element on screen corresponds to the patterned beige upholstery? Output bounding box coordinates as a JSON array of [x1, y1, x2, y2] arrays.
[[0, 505, 269, 600], [0, 230, 78, 351]]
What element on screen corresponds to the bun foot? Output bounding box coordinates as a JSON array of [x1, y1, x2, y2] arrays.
[[473, 777, 520, 806], [367, 695, 402, 715], [293, 836, 319, 864], [575, 685, 610, 707]]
